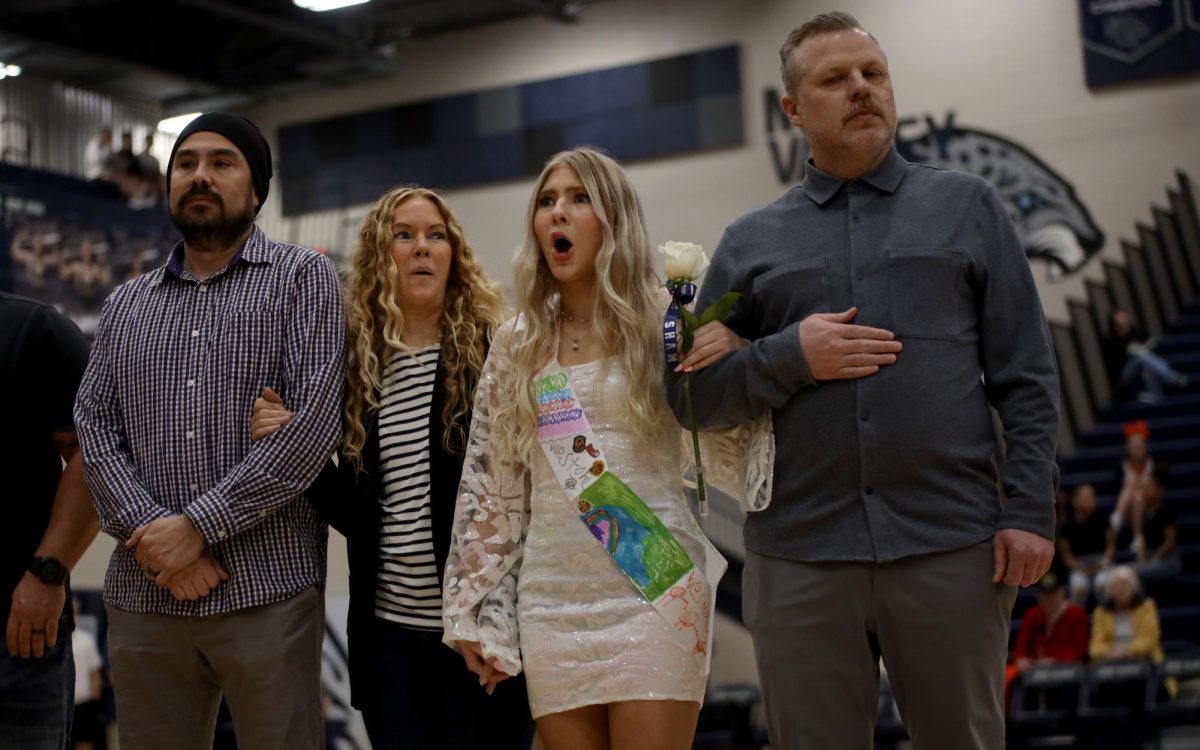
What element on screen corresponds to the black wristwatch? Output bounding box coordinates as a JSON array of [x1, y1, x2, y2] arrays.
[[29, 556, 68, 585]]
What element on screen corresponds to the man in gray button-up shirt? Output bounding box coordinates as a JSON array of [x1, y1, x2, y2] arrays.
[[672, 12, 1058, 750]]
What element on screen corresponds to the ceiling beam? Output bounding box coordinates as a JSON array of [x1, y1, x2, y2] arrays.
[[510, 0, 581, 23], [174, 0, 364, 52]]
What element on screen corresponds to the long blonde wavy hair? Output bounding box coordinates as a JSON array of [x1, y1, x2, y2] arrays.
[[493, 148, 667, 463], [342, 186, 506, 469]]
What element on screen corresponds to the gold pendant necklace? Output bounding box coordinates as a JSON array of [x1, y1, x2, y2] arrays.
[[559, 311, 592, 352], [563, 326, 592, 351]]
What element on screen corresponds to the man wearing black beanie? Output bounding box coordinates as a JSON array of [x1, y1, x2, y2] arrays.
[[164, 112, 274, 259], [76, 112, 345, 750], [167, 112, 273, 214]]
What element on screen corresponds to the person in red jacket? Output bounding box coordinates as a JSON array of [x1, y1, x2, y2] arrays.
[[1013, 572, 1090, 670]]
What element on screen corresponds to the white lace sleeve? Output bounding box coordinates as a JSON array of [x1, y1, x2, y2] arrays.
[[687, 415, 775, 512], [660, 284, 775, 512], [441, 319, 529, 676]]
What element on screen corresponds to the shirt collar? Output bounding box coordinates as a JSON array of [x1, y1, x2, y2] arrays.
[[158, 224, 270, 285], [800, 145, 907, 206]]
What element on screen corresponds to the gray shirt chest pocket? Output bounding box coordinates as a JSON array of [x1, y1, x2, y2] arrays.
[[886, 247, 974, 342]]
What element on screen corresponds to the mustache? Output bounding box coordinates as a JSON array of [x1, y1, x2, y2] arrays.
[[177, 185, 224, 210], [844, 101, 881, 122]]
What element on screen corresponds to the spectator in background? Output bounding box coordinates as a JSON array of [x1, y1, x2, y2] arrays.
[[1103, 308, 1188, 404], [1058, 484, 1115, 604], [1136, 463, 1181, 585], [102, 130, 137, 180], [1090, 566, 1167, 668], [60, 239, 112, 309], [69, 600, 104, 750], [1091, 564, 1179, 701], [133, 134, 164, 209], [100, 131, 141, 203], [135, 133, 160, 179], [83, 126, 113, 181], [10, 226, 60, 291], [1111, 421, 1153, 549], [122, 248, 157, 283], [1012, 572, 1089, 672]]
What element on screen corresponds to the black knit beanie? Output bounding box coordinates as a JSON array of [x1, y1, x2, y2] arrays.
[[166, 112, 272, 214]]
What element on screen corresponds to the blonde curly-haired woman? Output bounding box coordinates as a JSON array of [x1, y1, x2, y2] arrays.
[[252, 186, 534, 750]]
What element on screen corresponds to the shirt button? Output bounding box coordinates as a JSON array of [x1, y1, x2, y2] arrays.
[[856, 272, 864, 281], [865, 487, 874, 496], [186, 430, 195, 439], [198, 285, 208, 293], [191, 330, 200, 338], [258, 511, 268, 519], [852, 215, 861, 223], [187, 379, 195, 387], [860, 414, 869, 422], [190, 483, 199, 491], [217, 529, 227, 539]]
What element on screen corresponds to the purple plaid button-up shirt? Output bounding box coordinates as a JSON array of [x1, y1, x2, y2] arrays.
[[76, 225, 345, 615]]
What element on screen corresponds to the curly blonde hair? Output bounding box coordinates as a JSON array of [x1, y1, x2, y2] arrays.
[[493, 147, 667, 463], [343, 186, 506, 469]]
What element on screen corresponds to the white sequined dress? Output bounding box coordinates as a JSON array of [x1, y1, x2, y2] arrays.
[[442, 318, 718, 718]]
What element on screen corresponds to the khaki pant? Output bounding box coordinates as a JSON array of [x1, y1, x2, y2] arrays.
[[744, 540, 1016, 750], [106, 586, 325, 750]]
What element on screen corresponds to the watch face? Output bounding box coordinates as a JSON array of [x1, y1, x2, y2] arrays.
[[44, 559, 66, 581], [32, 557, 67, 584]]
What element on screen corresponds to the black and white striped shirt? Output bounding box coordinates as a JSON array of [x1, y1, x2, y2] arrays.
[[375, 344, 442, 629]]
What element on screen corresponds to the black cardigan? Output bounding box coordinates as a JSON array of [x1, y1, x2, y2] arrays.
[[308, 353, 469, 711]]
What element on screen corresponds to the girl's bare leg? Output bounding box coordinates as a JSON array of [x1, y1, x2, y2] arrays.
[[536, 704, 609, 750], [608, 700, 701, 750]]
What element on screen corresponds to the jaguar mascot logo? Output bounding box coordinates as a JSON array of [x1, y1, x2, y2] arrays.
[[766, 95, 1105, 280], [896, 113, 1105, 280]]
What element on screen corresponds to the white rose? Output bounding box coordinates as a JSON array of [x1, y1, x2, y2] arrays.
[[659, 241, 710, 281]]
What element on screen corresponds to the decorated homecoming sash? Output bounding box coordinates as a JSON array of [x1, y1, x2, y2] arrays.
[[534, 360, 725, 671]]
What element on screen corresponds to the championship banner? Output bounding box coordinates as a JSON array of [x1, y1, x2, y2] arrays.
[[1080, 0, 1200, 86]]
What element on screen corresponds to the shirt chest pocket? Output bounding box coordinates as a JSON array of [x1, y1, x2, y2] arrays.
[[885, 247, 974, 342], [752, 257, 830, 329], [215, 309, 283, 386]]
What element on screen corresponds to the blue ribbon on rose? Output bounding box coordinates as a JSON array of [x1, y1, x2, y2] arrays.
[[660, 242, 740, 516], [663, 282, 695, 368]]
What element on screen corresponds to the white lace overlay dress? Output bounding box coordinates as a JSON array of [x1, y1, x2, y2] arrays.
[[442, 320, 714, 719]]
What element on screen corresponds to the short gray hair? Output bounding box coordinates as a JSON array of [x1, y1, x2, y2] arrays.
[[1105, 565, 1140, 596], [779, 11, 874, 94]]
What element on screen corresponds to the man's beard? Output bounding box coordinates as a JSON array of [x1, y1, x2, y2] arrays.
[[170, 185, 254, 251]]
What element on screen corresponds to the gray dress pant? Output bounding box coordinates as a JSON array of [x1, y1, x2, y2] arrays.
[[106, 586, 325, 750], [744, 540, 1016, 750]]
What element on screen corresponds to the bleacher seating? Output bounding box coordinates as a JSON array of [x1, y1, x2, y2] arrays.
[[1150, 652, 1200, 730], [0, 160, 176, 332], [693, 683, 765, 750], [1076, 659, 1157, 746], [1006, 172, 1200, 749], [1009, 663, 1088, 746]]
